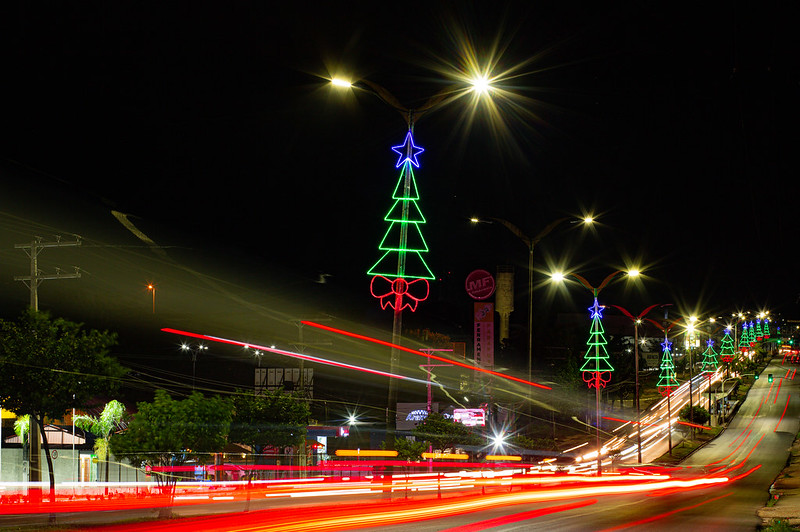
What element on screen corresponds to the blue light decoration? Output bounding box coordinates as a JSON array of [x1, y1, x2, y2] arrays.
[[368, 130, 433, 312], [391, 131, 425, 168], [581, 297, 614, 389]]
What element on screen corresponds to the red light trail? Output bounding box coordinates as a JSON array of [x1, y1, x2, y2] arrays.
[[301, 320, 552, 390], [775, 394, 791, 432], [161, 328, 424, 383], [600, 492, 733, 531]]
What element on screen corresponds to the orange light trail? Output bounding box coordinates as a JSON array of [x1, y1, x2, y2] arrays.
[[301, 321, 551, 390]]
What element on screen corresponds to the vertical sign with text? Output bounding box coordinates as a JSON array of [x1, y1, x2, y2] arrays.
[[474, 302, 495, 368]]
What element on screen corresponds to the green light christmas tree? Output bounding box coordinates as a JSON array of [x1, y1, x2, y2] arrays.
[[368, 131, 433, 312], [700, 339, 719, 374], [755, 320, 764, 341], [368, 131, 434, 282], [720, 327, 736, 363], [657, 338, 679, 396], [749, 321, 758, 346], [581, 298, 614, 389]]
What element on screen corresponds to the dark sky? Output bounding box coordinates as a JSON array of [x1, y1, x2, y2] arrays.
[[1, 3, 799, 406]]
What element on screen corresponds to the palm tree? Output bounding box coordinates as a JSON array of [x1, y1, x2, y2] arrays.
[[75, 400, 125, 491]]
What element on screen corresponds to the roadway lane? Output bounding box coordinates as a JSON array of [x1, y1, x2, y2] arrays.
[[359, 357, 798, 531]]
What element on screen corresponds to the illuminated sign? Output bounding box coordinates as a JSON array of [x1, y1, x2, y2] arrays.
[[466, 269, 496, 300], [453, 408, 486, 427]]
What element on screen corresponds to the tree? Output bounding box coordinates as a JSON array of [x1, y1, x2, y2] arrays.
[[392, 437, 427, 462], [679, 404, 710, 426], [512, 435, 557, 452], [228, 388, 310, 469], [0, 309, 124, 496], [111, 390, 232, 498], [75, 400, 125, 491], [412, 412, 481, 451]]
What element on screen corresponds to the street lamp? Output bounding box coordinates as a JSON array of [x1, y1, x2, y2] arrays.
[[181, 343, 207, 391], [147, 283, 156, 314], [685, 316, 700, 434], [610, 303, 668, 463], [332, 74, 493, 443], [470, 215, 594, 397], [552, 268, 640, 475]]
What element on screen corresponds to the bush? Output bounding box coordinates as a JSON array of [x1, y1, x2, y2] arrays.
[[678, 404, 710, 425]]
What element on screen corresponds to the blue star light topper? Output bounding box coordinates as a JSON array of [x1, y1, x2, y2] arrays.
[[706, 339, 715, 348], [661, 338, 673, 352], [588, 298, 604, 319], [391, 131, 425, 168]]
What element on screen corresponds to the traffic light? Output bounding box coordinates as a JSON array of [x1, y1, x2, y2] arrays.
[[768, 374, 773, 383]]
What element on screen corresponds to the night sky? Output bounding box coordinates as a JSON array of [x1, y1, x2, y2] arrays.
[[1, 3, 798, 410]]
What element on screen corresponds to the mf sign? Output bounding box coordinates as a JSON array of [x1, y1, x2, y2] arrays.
[[465, 269, 495, 300]]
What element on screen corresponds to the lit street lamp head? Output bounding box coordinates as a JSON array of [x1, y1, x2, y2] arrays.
[[330, 77, 352, 88], [470, 75, 491, 94]]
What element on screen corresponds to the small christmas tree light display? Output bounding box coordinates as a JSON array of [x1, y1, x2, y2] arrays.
[[720, 327, 736, 364], [368, 130, 433, 312], [581, 298, 614, 389], [657, 338, 679, 397], [700, 339, 719, 374]]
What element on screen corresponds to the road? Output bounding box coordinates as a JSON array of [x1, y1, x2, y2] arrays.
[[3, 358, 792, 531]]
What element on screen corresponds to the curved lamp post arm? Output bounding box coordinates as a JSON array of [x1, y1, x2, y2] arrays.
[[595, 270, 628, 294], [531, 217, 572, 247], [644, 317, 680, 335], [568, 272, 597, 294], [357, 79, 410, 115], [611, 303, 668, 322], [357, 79, 457, 129], [483, 217, 531, 247]]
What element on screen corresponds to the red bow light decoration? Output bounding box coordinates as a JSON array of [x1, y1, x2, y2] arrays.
[[583, 371, 612, 389], [370, 275, 430, 312]]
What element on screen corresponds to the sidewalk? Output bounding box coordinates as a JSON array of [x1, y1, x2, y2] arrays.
[[756, 436, 800, 527]]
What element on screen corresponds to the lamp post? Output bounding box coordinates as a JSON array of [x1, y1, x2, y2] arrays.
[[610, 303, 667, 463], [552, 268, 640, 475], [181, 343, 207, 391], [147, 283, 156, 314], [332, 75, 492, 443], [470, 216, 593, 395]]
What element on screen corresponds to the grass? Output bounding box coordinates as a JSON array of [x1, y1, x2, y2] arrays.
[[654, 425, 723, 464]]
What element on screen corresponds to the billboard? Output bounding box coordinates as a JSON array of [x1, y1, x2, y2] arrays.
[[453, 408, 486, 427], [396, 402, 438, 431], [256, 367, 313, 397]]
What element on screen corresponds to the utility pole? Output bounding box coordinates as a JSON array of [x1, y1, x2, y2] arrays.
[[13, 236, 81, 493], [290, 318, 332, 478]]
